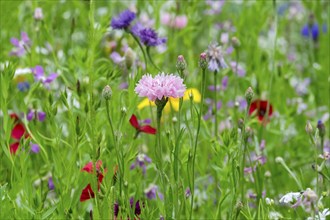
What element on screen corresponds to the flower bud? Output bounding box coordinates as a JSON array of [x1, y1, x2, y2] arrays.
[[121, 106, 127, 114], [275, 157, 284, 163], [245, 87, 254, 104], [34, 8, 44, 21], [198, 52, 208, 70], [238, 118, 244, 130], [124, 47, 135, 70], [102, 85, 112, 100], [317, 120, 325, 139], [231, 37, 241, 49], [305, 121, 313, 135], [176, 55, 187, 72]]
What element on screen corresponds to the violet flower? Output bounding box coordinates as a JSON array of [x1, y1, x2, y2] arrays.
[[48, 177, 55, 190], [27, 109, 46, 121], [144, 184, 163, 200], [31, 65, 58, 87], [10, 32, 31, 57], [301, 23, 319, 42], [230, 61, 246, 77], [206, 42, 228, 72], [111, 10, 136, 30], [138, 28, 167, 47], [130, 153, 152, 174], [17, 82, 30, 92], [203, 98, 222, 121], [30, 142, 40, 153]]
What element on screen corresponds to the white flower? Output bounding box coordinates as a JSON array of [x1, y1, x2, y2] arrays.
[[269, 211, 283, 220], [279, 192, 301, 204], [316, 208, 330, 220]]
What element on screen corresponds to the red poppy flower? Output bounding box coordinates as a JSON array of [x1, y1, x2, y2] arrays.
[[249, 100, 273, 123], [9, 113, 29, 154], [129, 114, 156, 137], [80, 160, 106, 202]]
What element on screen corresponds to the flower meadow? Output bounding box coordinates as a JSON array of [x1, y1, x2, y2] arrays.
[[0, 0, 329, 219]]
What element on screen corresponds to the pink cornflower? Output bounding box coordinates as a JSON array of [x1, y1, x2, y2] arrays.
[[135, 73, 186, 101]]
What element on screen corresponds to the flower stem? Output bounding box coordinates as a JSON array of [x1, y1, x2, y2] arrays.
[[147, 47, 162, 72], [127, 30, 148, 71], [214, 71, 218, 138], [190, 68, 206, 220]]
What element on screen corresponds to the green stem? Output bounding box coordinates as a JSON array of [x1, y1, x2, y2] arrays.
[[127, 30, 148, 71], [105, 100, 123, 196], [214, 71, 218, 138], [147, 47, 162, 72], [190, 68, 206, 220]]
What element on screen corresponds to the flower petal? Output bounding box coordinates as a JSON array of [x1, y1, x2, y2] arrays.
[[139, 125, 157, 134], [80, 184, 95, 202], [129, 114, 140, 129], [10, 142, 20, 154], [11, 123, 26, 140]]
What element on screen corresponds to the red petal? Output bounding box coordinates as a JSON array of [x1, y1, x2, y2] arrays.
[[96, 160, 103, 170], [11, 123, 26, 140], [129, 114, 140, 129], [82, 162, 93, 173], [10, 113, 19, 121], [139, 125, 157, 134], [249, 100, 258, 115], [80, 184, 95, 202], [10, 142, 19, 154]]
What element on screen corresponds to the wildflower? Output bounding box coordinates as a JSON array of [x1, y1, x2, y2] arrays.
[[10, 32, 31, 57], [161, 13, 188, 29], [80, 160, 105, 202], [34, 8, 43, 21], [279, 192, 302, 204], [110, 52, 125, 64], [317, 120, 326, 139], [111, 10, 136, 30], [10, 113, 29, 154], [48, 177, 55, 190], [199, 52, 208, 70], [231, 36, 241, 48], [31, 65, 58, 87], [138, 28, 167, 47], [30, 143, 40, 153], [313, 208, 330, 220], [185, 188, 191, 198], [130, 153, 152, 174], [129, 114, 156, 137], [135, 73, 185, 102], [305, 121, 313, 135], [206, 42, 228, 72], [230, 61, 246, 77], [26, 109, 46, 122], [203, 99, 222, 121], [144, 184, 163, 200], [249, 99, 273, 123], [114, 198, 142, 217], [301, 23, 319, 42], [176, 55, 187, 72], [245, 87, 254, 104]]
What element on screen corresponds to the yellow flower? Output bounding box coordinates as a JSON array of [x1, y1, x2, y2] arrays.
[[137, 88, 201, 113]]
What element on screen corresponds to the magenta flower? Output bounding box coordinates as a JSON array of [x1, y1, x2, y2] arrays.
[[31, 65, 58, 87], [10, 32, 31, 57], [135, 73, 186, 101]]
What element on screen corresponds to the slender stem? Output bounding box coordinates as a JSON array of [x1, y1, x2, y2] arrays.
[[105, 100, 123, 196], [214, 71, 218, 138], [127, 30, 148, 71], [233, 50, 239, 122], [147, 47, 162, 72], [190, 68, 206, 220]]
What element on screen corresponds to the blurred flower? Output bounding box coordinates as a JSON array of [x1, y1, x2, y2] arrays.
[[31, 65, 58, 87], [30, 143, 40, 153], [114, 198, 142, 217], [137, 88, 200, 113], [290, 77, 310, 96], [48, 177, 55, 190], [279, 192, 301, 204], [301, 23, 319, 42], [204, 98, 221, 121], [10, 113, 29, 154], [26, 109, 46, 122], [135, 73, 185, 101], [111, 10, 136, 29], [144, 184, 163, 200], [9, 32, 31, 57], [130, 114, 156, 137], [161, 13, 188, 29], [110, 52, 125, 64], [34, 8, 43, 21], [249, 100, 273, 123], [206, 42, 228, 72], [130, 153, 152, 174], [205, 0, 225, 15], [230, 61, 246, 77], [17, 82, 30, 92], [80, 160, 105, 202], [138, 28, 167, 47], [317, 120, 326, 139], [185, 188, 191, 198]]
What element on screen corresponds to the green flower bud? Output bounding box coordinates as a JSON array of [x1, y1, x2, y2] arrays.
[[102, 85, 112, 100]]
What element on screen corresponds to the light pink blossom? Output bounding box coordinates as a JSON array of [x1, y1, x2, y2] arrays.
[[135, 73, 186, 101]]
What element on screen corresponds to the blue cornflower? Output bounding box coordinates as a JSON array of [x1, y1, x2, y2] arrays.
[[301, 23, 319, 42], [138, 28, 167, 47], [17, 81, 30, 92], [111, 10, 136, 29]]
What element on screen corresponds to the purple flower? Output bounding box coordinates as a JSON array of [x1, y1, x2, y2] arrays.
[[301, 23, 319, 42], [17, 82, 30, 92], [131, 22, 144, 37], [135, 73, 186, 101], [138, 28, 167, 47], [27, 109, 46, 121], [129, 198, 141, 216], [110, 52, 124, 64], [185, 188, 191, 198], [145, 184, 163, 200], [230, 61, 246, 77], [206, 42, 228, 72], [130, 153, 152, 174], [31, 65, 58, 87], [10, 32, 31, 57], [208, 85, 220, 91], [203, 99, 222, 121], [111, 10, 136, 29], [221, 76, 228, 91], [30, 143, 40, 153], [48, 177, 55, 190]]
